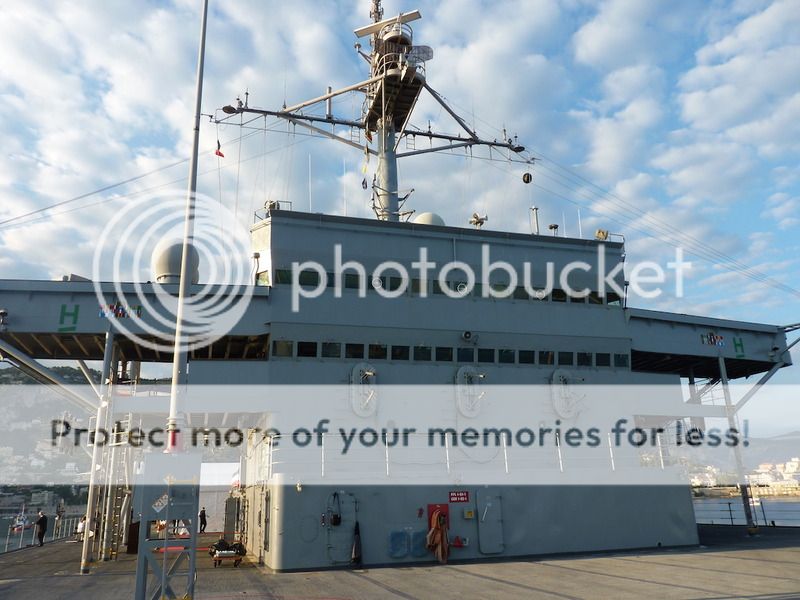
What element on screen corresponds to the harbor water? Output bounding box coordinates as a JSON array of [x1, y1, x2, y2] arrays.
[[694, 496, 800, 526]]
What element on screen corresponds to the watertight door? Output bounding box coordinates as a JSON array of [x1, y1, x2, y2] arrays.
[[475, 490, 504, 554], [326, 491, 358, 564]]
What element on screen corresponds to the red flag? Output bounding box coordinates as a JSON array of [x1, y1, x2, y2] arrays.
[[215, 140, 224, 158]]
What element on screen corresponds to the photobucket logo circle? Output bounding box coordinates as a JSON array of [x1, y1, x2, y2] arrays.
[[91, 190, 254, 354]]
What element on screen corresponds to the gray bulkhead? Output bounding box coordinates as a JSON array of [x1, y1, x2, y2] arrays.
[[230, 212, 697, 570]]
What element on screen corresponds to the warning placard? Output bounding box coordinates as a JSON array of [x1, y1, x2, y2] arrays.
[[152, 493, 169, 513], [449, 491, 469, 503]]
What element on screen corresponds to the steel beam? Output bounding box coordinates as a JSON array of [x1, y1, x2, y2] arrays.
[[718, 355, 755, 529], [0, 338, 95, 412]]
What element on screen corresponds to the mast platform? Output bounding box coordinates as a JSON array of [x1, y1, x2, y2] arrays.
[[364, 64, 424, 132]]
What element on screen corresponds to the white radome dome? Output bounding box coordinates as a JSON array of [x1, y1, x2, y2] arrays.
[[414, 212, 446, 226], [151, 238, 200, 284]]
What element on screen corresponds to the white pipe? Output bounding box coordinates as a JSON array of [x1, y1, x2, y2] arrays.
[[167, 0, 209, 451]]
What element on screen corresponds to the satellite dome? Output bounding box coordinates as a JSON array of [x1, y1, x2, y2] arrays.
[[414, 212, 445, 226], [151, 239, 200, 284]]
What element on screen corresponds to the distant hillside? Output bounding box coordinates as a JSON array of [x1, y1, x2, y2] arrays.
[[0, 365, 167, 385], [0, 365, 100, 385], [673, 431, 800, 471]]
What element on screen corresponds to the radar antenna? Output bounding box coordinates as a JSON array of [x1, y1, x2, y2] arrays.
[[216, 1, 528, 222]]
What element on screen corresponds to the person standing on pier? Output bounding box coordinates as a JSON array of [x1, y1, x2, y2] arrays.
[[199, 507, 207, 533], [35, 510, 47, 547]]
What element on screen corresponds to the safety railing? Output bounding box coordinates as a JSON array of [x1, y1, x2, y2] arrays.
[[255, 431, 678, 484], [254, 200, 294, 223], [2, 514, 83, 554], [693, 498, 800, 527]]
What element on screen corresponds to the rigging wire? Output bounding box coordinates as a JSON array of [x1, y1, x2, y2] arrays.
[[464, 150, 800, 298], [0, 131, 313, 232], [437, 94, 797, 293], [215, 120, 225, 238], [0, 158, 189, 228], [248, 115, 268, 218], [406, 94, 796, 296], [234, 111, 244, 221], [4, 83, 794, 299], [530, 160, 800, 296]]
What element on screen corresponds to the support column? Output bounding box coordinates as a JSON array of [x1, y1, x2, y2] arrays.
[[718, 355, 755, 530], [80, 327, 115, 573], [100, 420, 119, 561], [375, 120, 398, 221], [687, 368, 705, 430]]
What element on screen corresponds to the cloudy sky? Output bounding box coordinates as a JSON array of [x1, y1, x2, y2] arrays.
[[0, 0, 798, 396]]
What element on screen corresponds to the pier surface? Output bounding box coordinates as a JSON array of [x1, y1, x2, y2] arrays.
[[0, 526, 798, 599]]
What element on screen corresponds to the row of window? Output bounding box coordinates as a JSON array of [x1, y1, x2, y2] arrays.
[[272, 340, 630, 368], [272, 269, 623, 305]]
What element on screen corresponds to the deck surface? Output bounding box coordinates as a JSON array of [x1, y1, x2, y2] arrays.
[[0, 526, 798, 599]]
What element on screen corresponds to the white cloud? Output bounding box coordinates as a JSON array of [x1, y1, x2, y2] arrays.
[[651, 137, 756, 205], [762, 193, 800, 230], [676, 0, 800, 165], [601, 65, 664, 109], [573, 0, 658, 70], [696, 0, 800, 63], [748, 231, 774, 255], [581, 97, 662, 183], [728, 92, 800, 158]]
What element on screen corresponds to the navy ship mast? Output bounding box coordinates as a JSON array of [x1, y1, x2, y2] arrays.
[[217, 0, 527, 221]]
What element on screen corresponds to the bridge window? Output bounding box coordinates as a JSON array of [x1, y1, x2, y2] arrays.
[[596, 353, 611, 367], [478, 348, 495, 363], [344, 273, 362, 289], [297, 341, 318, 357], [457, 347, 475, 362], [345, 343, 364, 359], [391, 345, 410, 360], [519, 350, 536, 364], [272, 340, 293, 357], [321, 342, 341, 358], [413, 345, 432, 361], [577, 352, 592, 367], [298, 270, 320, 287], [369, 344, 388, 359], [387, 276, 405, 292], [551, 289, 567, 302], [411, 278, 427, 295], [436, 347, 453, 362], [557, 352, 574, 366], [587, 292, 603, 305], [513, 286, 529, 300], [539, 351, 554, 365], [274, 269, 292, 284], [499, 349, 516, 364], [614, 353, 629, 368]]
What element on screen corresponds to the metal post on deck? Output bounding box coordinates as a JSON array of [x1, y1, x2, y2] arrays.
[[718, 355, 756, 530], [100, 422, 119, 560], [80, 327, 115, 573]]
